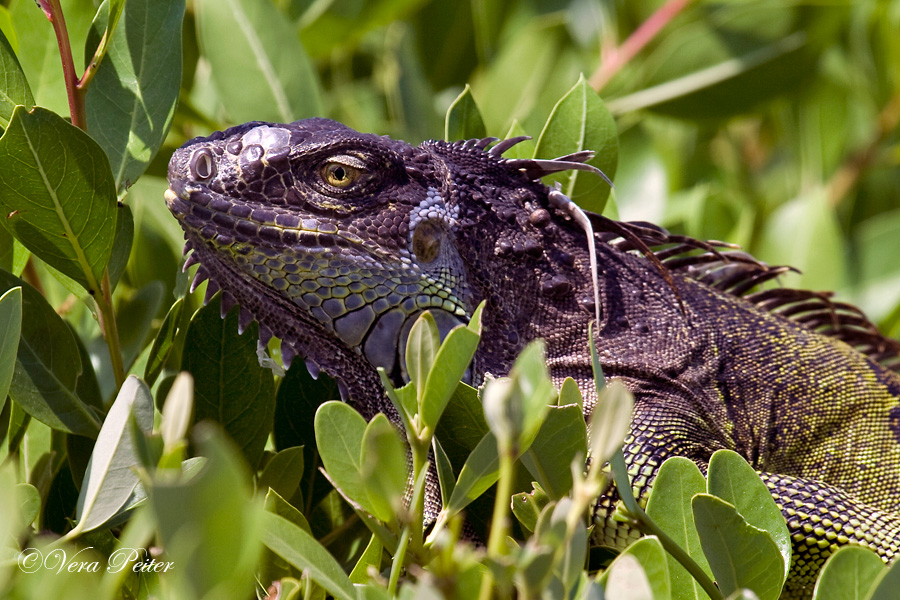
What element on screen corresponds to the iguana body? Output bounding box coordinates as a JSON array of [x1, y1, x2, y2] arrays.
[[165, 118, 900, 597]]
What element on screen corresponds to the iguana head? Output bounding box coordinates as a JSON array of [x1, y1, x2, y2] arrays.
[[166, 118, 598, 406]]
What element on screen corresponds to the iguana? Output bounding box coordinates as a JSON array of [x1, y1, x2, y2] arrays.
[[164, 118, 900, 597]]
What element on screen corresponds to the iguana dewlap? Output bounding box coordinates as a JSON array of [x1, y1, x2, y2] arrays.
[[165, 118, 900, 597]]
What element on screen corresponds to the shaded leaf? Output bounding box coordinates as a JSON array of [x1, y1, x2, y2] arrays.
[[143, 297, 183, 386], [194, 0, 322, 123], [707, 450, 791, 581], [811, 546, 885, 600], [0, 286, 22, 414], [258, 445, 305, 502], [0, 25, 33, 128], [511, 482, 549, 533], [85, 0, 185, 194], [692, 494, 784, 600], [534, 74, 618, 213], [520, 404, 586, 499], [72, 375, 154, 535], [645, 456, 712, 600], [182, 295, 275, 468], [0, 271, 100, 437], [260, 511, 356, 600], [0, 106, 117, 294], [445, 84, 486, 141]]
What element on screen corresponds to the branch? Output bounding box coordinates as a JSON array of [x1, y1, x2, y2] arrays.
[[590, 0, 694, 92]]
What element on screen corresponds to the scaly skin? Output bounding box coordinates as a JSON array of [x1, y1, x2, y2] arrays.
[[166, 118, 900, 597]]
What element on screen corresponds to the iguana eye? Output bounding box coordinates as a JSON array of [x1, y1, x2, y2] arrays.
[[190, 148, 215, 181], [320, 156, 365, 189]]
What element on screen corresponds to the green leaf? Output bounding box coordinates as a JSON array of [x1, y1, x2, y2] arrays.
[[511, 482, 549, 533], [520, 404, 586, 499], [757, 189, 847, 292], [0, 271, 100, 437], [260, 511, 356, 600], [432, 434, 455, 506], [500, 120, 535, 159], [261, 487, 312, 583], [645, 457, 712, 600], [85, 0, 184, 194], [406, 311, 439, 415], [349, 533, 383, 584], [420, 316, 480, 432], [159, 371, 193, 453], [116, 280, 164, 371], [589, 380, 633, 466], [0, 25, 33, 128], [360, 413, 408, 523], [72, 375, 154, 535], [445, 84, 486, 141], [15, 482, 39, 530], [194, 0, 323, 123], [0, 106, 117, 294], [10, 0, 95, 115], [533, 74, 618, 213], [811, 546, 885, 600], [445, 430, 499, 517], [598, 536, 671, 600], [692, 494, 784, 600], [149, 424, 262, 600], [707, 450, 791, 582], [0, 286, 21, 414], [143, 297, 183, 387], [867, 556, 900, 600], [557, 376, 582, 410], [259, 446, 305, 502], [313, 400, 369, 512], [182, 295, 275, 468]]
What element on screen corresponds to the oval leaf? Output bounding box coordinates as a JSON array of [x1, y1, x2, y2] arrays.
[[260, 511, 355, 600], [194, 0, 323, 123], [0, 271, 100, 437], [692, 493, 785, 600], [313, 400, 370, 512], [645, 456, 712, 600], [0, 286, 22, 412], [360, 413, 408, 523], [520, 404, 586, 499], [0, 26, 33, 128], [421, 321, 480, 431], [73, 375, 154, 535], [182, 295, 275, 468], [811, 546, 885, 600], [0, 106, 117, 294], [445, 84, 486, 141], [85, 0, 184, 193], [708, 450, 791, 581], [533, 74, 618, 213]]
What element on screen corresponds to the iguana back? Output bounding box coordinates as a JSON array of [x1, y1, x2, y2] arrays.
[[164, 118, 900, 597]]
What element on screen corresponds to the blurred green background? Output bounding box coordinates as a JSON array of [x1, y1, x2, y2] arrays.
[[9, 0, 900, 334]]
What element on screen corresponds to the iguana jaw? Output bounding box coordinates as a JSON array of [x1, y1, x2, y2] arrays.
[[165, 159, 468, 401]]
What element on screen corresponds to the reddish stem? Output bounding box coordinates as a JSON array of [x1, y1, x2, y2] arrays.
[[40, 0, 86, 129], [590, 0, 694, 92]]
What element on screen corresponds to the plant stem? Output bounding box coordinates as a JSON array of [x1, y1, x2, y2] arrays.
[[610, 452, 723, 600], [590, 0, 694, 92], [388, 524, 411, 595], [826, 92, 900, 207], [96, 270, 126, 389], [40, 0, 86, 129], [40, 0, 127, 391], [477, 441, 516, 600]]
